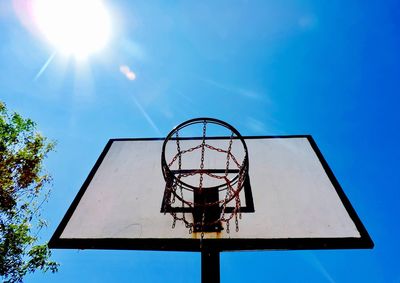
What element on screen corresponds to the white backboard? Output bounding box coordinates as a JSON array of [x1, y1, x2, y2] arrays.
[[49, 136, 373, 251]]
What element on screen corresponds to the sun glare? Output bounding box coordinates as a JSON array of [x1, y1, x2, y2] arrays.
[[33, 0, 111, 59]]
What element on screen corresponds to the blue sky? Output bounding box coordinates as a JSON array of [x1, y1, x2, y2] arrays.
[[1, 0, 399, 282]]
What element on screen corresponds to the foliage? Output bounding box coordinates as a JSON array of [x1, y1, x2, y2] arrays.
[[0, 102, 58, 282]]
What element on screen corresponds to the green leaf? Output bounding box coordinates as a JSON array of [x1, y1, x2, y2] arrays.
[[0, 101, 58, 282]]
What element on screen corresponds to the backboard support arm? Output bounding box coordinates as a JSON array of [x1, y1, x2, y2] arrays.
[[201, 249, 220, 283]]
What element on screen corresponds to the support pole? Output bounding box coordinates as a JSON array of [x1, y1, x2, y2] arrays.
[[201, 250, 220, 283]]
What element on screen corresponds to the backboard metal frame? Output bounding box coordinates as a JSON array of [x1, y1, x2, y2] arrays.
[[49, 135, 373, 251]]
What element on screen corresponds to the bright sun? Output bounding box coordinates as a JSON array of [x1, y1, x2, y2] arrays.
[[33, 0, 111, 59]]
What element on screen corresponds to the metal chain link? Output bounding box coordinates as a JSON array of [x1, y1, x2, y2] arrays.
[[176, 131, 187, 225], [172, 215, 176, 228], [225, 132, 234, 176], [204, 144, 241, 168], [199, 121, 207, 240], [201, 212, 205, 240]]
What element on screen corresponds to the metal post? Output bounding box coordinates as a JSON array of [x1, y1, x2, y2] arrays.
[[201, 250, 220, 283]]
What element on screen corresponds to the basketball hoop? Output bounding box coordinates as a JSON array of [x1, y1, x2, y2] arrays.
[[161, 118, 249, 235]]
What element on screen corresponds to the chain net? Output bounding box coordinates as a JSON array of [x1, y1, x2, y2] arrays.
[[162, 119, 248, 237]]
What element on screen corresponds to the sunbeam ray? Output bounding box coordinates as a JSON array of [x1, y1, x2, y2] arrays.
[[33, 51, 56, 81], [303, 252, 336, 283], [132, 96, 161, 136]]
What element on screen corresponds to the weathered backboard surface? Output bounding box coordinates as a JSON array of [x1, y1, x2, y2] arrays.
[[49, 136, 373, 251]]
